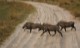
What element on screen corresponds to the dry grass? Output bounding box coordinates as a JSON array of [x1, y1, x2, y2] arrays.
[[0, 1, 35, 45]]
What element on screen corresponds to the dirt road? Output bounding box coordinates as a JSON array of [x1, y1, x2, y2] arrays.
[[1, 1, 80, 48]]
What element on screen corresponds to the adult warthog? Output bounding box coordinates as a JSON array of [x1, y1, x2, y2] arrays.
[[57, 21, 76, 31], [23, 22, 42, 33], [38, 23, 63, 37]]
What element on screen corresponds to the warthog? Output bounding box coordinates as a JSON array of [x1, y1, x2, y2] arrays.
[[57, 21, 76, 31], [23, 22, 42, 33], [38, 23, 63, 37], [22, 22, 34, 33]]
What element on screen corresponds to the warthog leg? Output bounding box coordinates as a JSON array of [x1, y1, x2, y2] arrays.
[[30, 28, 32, 33], [40, 29, 46, 36], [61, 27, 63, 31], [47, 30, 51, 36], [64, 28, 66, 32], [71, 26, 76, 31], [58, 31, 63, 37], [74, 27, 76, 31], [40, 31, 45, 36], [61, 27, 66, 32], [41, 29, 52, 36]]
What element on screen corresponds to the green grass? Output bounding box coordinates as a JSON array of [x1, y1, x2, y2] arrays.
[[26, 0, 80, 18], [0, 1, 35, 45]]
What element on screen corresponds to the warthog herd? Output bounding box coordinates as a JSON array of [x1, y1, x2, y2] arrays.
[[22, 21, 76, 37]]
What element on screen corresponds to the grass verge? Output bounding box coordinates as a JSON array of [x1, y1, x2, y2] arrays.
[[0, 1, 35, 45]]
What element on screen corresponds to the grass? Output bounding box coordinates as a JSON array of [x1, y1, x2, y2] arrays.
[[0, 0, 80, 46], [26, 0, 80, 18], [0, 1, 35, 45]]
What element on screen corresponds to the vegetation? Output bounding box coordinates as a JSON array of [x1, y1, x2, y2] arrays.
[[0, 0, 80, 46], [26, 0, 80, 18], [0, 1, 35, 45]]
